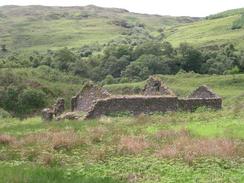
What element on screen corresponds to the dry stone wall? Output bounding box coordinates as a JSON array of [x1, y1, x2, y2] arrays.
[[143, 76, 176, 96], [85, 96, 222, 119], [85, 96, 178, 119], [42, 77, 223, 121], [71, 82, 111, 112], [178, 98, 222, 111]]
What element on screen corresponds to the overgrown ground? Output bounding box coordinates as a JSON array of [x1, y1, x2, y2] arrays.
[[1, 74, 244, 183]]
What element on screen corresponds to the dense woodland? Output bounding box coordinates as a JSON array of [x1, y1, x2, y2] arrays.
[[1, 38, 244, 82]]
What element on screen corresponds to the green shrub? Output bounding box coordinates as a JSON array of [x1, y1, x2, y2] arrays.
[[0, 108, 11, 118], [232, 14, 244, 30], [18, 88, 47, 114]]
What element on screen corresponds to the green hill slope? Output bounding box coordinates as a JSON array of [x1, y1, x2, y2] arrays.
[[167, 8, 244, 49], [1, 5, 244, 52], [0, 5, 197, 52]]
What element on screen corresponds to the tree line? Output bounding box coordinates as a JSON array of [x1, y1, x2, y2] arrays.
[[1, 40, 244, 84]]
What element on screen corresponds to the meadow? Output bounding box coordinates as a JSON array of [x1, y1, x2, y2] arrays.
[[166, 14, 244, 49], [0, 5, 196, 53], [1, 73, 244, 183]]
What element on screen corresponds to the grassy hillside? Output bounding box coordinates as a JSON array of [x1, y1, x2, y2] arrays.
[[167, 8, 244, 49], [0, 5, 197, 52], [1, 5, 244, 53]]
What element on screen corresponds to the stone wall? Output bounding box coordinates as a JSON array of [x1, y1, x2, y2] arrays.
[[85, 96, 222, 119], [85, 96, 178, 119], [71, 82, 111, 112], [143, 76, 176, 96], [178, 98, 222, 111]]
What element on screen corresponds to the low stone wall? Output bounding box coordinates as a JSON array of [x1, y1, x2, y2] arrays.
[[178, 98, 222, 111], [85, 96, 178, 119], [85, 96, 222, 119]]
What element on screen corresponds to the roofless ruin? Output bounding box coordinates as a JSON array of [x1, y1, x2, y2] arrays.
[[42, 76, 222, 121]]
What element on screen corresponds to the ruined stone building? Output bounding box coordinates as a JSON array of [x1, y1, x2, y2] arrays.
[[42, 76, 222, 121]]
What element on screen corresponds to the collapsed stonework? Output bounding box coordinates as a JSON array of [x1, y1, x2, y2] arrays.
[[143, 76, 176, 96], [53, 98, 65, 116], [188, 85, 220, 99], [41, 98, 65, 121], [71, 81, 111, 112], [84, 84, 222, 119], [41, 77, 223, 121]]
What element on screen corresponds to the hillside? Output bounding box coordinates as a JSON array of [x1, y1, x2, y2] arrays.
[[0, 5, 197, 52], [167, 8, 244, 49], [1, 6, 244, 53]]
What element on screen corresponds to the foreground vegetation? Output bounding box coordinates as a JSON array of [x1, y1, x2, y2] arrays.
[[1, 108, 244, 182]]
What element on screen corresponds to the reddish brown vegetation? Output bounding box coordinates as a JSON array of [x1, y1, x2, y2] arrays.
[[118, 136, 150, 154], [156, 136, 236, 161], [155, 129, 189, 141], [19, 130, 86, 150], [0, 134, 16, 145], [88, 127, 107, 143]]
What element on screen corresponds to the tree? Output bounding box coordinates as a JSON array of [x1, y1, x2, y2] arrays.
[[133, 41, 163, 59], [179, 43, 203, 73], [18, 89, 46, 114], [52, 48, 77, 71], [122, 54, 171, 80], [99, 55, 131, 78], [162, 42, 175, 57], [122, 62, 150, 80], [70, 60, 89, 77], [102, 75, 115, 85]]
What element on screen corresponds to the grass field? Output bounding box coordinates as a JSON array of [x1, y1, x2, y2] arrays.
[[166, 14, 244, 49], [1, 5, 244, 54], [1, 73, 244, 183], [0, 5, 197, 53]]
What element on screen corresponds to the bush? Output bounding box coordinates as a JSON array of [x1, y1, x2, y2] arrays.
[[18, 89, 47, 114], [102, 75, 115, 85], [232, 14, 244, 30], [0, 108, 11, 118]]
